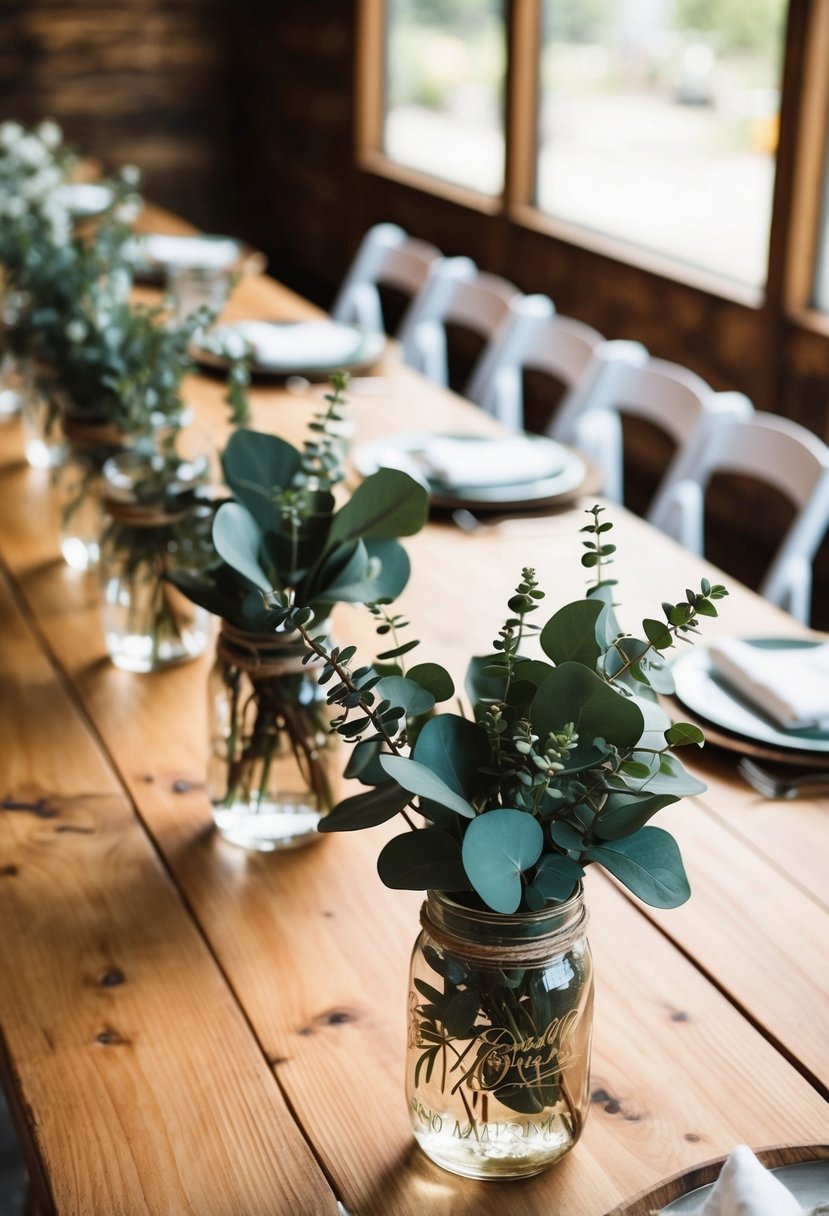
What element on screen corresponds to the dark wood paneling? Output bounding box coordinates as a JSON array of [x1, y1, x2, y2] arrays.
[[0, 0, 233, 230]]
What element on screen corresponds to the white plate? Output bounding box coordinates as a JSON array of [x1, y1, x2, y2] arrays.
[[352, 431, 588, 509], [662, 1158, 829, 1212], [671, 639, 829, 754], [192, 320, 386, 379], [55, 182, 115, 218], [125, 233, 261, 279]]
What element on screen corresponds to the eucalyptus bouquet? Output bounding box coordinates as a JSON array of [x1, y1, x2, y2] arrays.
[[170, 376, 430, 849], [220, 505, 727, 1172]]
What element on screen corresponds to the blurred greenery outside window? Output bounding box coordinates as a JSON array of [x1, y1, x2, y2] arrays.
[[383, 0, 506, 195], [537, 0, 789, 288], [382, 0, 789, 291]]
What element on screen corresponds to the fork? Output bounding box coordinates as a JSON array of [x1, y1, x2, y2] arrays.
[[737, 757, 829, 799]]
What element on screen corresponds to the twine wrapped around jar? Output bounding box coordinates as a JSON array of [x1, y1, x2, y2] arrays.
[[215, 620, 310, 678], [61, 414, 128, 453], [419, 895, 589, 969]]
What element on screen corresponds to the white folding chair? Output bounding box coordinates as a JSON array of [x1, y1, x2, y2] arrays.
[[397, 260, 556, 424], [549, 348, 754, 505], [469, 309, 606, 430], [330, 223, 441, 335], [648, 412, 829, 623]]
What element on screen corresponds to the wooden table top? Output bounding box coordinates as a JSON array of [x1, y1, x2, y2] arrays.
[[0, 205, 827, 1215]]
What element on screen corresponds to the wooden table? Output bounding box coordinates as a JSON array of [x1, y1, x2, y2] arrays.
[[0, 210, 827, 1215]]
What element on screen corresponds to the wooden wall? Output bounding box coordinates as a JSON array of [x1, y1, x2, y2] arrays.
[[0, 0, 233, 230]]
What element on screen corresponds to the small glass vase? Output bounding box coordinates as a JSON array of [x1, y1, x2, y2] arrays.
[[21, 361, 66, 469], [0, 349, 23, 418], [208, 621, 337, 851], [407, 887, 593, 1181], [57, 417, 127, 570], [99, 452, 212, 673]]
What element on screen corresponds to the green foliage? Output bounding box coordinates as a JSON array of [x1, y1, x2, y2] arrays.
[[171, 380, 429, 633], [297, 506, 728, 914]]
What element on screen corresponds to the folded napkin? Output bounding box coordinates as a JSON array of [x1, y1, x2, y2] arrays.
[[415, 436, 560, 489], [147, 234, 241, 270], [708, 638, 829, 731], [666, 1146, 812, 1215], [232, 321, 362, 370]]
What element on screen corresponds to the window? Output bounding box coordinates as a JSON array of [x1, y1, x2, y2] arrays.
[[383, 0, 506, 195], [536, 0, 789, 287]]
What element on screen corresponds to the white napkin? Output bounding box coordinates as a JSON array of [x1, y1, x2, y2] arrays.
[[708, 638, 829, 731], [415, 436, 560, 489], [145, 234, 241, 270], [231, 320, 362, 369], [668, 1146, 806, 1215]]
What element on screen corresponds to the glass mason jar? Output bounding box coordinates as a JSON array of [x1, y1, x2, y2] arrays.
[[21, 360, 67, 469], [0, 349, 23, 418], [208, 621, 337, 852], [407, 887, 593, 1181], [57, 416, 127, 570], [99, 452, 212, 673]]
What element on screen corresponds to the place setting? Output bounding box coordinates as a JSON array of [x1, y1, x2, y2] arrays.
[[606, 1143, 829, 1215], [351, 428, 602, 513], [664, 633, 829, 776], [190, 317, 387, 380]]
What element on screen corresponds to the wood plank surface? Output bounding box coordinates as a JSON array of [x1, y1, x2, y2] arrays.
[[1, 239, 827, 1213], [0, 565, 339, 1214]]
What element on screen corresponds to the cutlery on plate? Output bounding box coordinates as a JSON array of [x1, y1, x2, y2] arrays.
[[736, 757, 829, 799]]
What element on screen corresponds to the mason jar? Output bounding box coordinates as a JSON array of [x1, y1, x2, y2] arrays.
[[208, 621, 337, 852], [57, 416, 127, 570], [21, 360, 67, 469], [407, 887, 593, 1180], [99, 451, 212, 673]]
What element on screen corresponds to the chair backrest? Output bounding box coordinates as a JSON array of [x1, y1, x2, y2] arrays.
[[466, 307, 607, 430], [330, 223, 441, 334], [397, 258, 524, 389], [648, 412, 829, 622], [550, 347, 753, 504]]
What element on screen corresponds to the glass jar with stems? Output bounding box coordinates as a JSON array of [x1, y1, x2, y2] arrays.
[[407, 887, 593, 1181], [99, 449, 212, 673], [208, 620, 337, 851]]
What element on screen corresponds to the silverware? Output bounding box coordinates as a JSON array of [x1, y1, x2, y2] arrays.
[[737, 757, 829, 799], [450, 508, 558, 536]]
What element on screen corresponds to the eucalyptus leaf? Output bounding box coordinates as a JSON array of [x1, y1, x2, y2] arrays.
[[594, 792, 680, 840], [378, 827, 471, 891], [328, 468, 428, 545], [585, 826, 691, 908], [412, 715, 489, 800], [531, 662, 644, 751], [318, 782, 412, 832], [374, 676, 435, 720], [461, 809, 544, 913], [529, 853, 584, 903], [407, 663, 455, 703], [212, 502, 272, 593], [221, 429, 301, 529], [665, 721, 705, 747], [540, 599, 603, 668], [379, 754, 475, 818]]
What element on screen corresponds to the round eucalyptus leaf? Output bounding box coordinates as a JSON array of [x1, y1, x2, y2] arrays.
[[378, 827, 470, 891], [461, 809, 544, 914]]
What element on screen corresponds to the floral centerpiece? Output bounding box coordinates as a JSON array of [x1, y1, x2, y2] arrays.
[[216, 504, 727, 1177], [169, 375, 430, 851]]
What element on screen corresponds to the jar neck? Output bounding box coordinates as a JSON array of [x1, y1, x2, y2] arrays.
[[216, 618, 331, 677], [422, 887, 587, 966]]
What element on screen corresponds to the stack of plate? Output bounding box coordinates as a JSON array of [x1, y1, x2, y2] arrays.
[[352, 431, 594, 511], [191, 319, 386, 380], [670, 638, 829, 765]]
